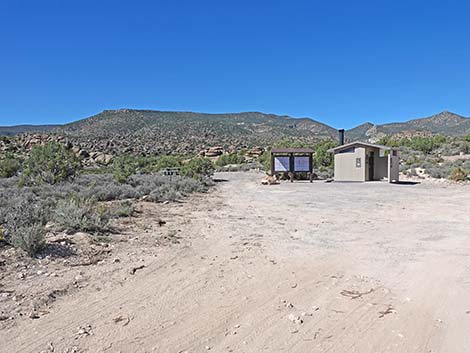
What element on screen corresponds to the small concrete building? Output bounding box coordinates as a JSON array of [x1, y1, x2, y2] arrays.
[[328, 141, 399, 183]]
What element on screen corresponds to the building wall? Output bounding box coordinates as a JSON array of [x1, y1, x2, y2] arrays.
[[335, 146, 395, 182], [363, 147, 389, 181], [334, 147, 366, 181], [388, 151, 400, 182]]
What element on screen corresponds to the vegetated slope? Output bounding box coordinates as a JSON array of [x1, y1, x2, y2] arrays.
[[0, 124, 60, 136], [345, 122, 375, 142], [347, 111, 470, 142], [4, 110, 470, 152], [56, 109, 338, 154]]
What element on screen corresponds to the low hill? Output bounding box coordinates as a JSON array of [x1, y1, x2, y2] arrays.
[[3, 110, 470, 155], [56, 109, 337, 154]]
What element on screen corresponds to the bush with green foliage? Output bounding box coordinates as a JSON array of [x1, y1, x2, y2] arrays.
[[450, 167, 468, 182], [258, 148, 271, 172], [2, 196, 47, 256], [154, 155, 183, 171], [112, 200, 135, 218], [378, 135, 448, 154], [0, 152, 22, 178], [0, 166, 213, 255], [215, 152, 245, 167], [53, 195, 110, 233], [20, 142, 81, 185], [11, 224, 46, 257], [313, 140, 337, 168], [180, 157, 214, 179], [112, 155, 139, 183], [112, 154, 187, 182]]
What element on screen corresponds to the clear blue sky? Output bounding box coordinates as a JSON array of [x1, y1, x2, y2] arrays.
[[1, 0, 470, 128]]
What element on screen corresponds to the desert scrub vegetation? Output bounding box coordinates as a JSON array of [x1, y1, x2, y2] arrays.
[[0, 144, 214, 256], [20, 142, 81, 185], [0, 168, 213, 256], [379, 135, 470, 156], [1, 195, 47, 256], [379, 135, 470, 181], [111, 154, 213, 183], [112, 200, 135, 218], [449, 167, 468, 182], [215, 152, 245, 167], [179, 157, 215, 179], [378, 135, 449, 154], [53, 195, 111, 233], [0, 152, 22, 178]]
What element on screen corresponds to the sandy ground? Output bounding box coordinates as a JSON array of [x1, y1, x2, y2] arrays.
[[2, 171, 470, 353]]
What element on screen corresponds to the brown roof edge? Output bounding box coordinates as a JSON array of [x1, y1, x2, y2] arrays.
[[271, 148, 314, 154], [327, 141, 397, 153]]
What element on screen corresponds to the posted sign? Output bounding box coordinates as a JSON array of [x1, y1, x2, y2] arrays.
[[294, 156, 310, 171], [274, 156, 290, 171]]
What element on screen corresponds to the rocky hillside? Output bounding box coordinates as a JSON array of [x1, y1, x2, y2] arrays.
[[55, 109, 337, 155], [347, 111, 470, 142], [3, 110, 470, 155]]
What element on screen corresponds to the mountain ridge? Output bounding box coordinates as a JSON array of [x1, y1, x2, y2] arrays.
[[0, 124, 60, 136], [2, 110, 470, 152]]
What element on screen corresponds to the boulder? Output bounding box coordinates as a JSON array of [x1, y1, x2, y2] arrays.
[[94, 153, 113, 165]]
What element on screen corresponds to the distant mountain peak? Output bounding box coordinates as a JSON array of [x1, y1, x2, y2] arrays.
[[346, 111, 470, 141]]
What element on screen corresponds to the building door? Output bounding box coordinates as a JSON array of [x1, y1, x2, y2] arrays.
[[368, 152, 374, 181]]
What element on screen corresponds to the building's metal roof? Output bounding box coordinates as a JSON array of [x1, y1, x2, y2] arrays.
[[271, 148, 314, 154], [327, 141, 397, 153]]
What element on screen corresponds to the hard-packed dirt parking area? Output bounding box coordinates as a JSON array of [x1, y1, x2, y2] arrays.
[[2, 171, 470, 353]]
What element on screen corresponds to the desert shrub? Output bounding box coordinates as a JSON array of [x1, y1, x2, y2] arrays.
[[137, 174, 210, 202], [148, 184, 183, 202], [0, 172, 211, 246], [0, 152, 22, 178], [258, 148, 271, 172], [53, 195, 110, 233], [172, 176, 211, 194], [154, 155, 183, 171], [459, 142, 470, 155], [113, 200, 135, 217], [84, 173, 210, 203], [2, 196, 48, 256], [379, 135, 447, 154], [10, 224, 45, 256], [450, 167, 468, 182], [215, 153, 245, 167], [112, 155, 138, 183], [314, 140, 337, 168], [87, 181, 138, 201], [20, 142, 81, 185], [316, 166, 334, 179], [112, 155, 188, 182], [180, 157, 214, 179], [425, 167, 440, 179]]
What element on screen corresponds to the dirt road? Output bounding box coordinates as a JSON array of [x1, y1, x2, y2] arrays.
[[2, 172, 470, 353]]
